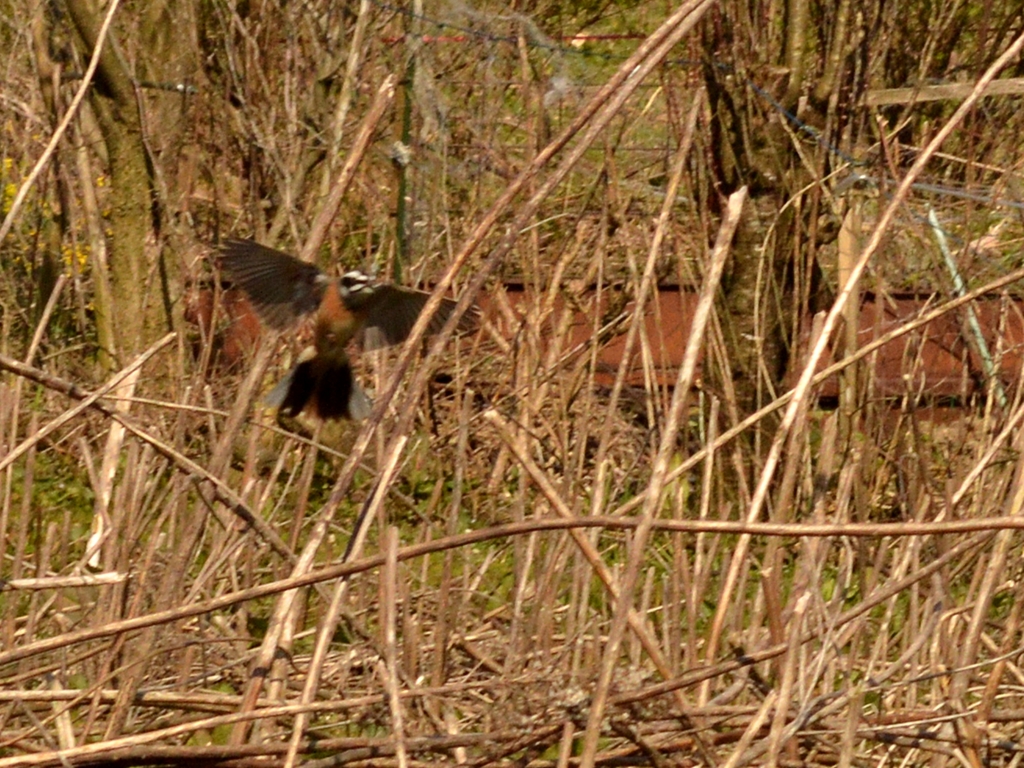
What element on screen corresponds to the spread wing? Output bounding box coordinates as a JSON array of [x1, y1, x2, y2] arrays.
[[360, 286, 478, 350], [218, 239, 326, 330]]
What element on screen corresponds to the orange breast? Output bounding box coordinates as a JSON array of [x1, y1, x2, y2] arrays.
[[314, 282, 361, 358]]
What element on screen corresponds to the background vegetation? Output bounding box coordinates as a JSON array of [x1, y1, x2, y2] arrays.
[[4, 0, 1024, 765]]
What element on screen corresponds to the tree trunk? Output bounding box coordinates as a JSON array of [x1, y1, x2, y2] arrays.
[[64, 0, 161, 364]]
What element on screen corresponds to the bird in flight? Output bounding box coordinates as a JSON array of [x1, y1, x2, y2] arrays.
[[218, 238, 475, 420]]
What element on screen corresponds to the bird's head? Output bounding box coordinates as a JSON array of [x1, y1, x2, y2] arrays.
[[337, 271, 375, 307]]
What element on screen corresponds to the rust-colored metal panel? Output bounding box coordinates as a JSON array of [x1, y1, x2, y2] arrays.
[[490, 285, 698, 387], [193, 282, 1024, 400], [788, 295, 1024, 398]]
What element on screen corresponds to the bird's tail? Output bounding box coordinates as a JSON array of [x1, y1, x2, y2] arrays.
[[265, 350, 372, 421]]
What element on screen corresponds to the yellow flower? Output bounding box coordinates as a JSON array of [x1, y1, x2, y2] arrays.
[[1, 182, 16, 215], [61, 244, 90, 274]]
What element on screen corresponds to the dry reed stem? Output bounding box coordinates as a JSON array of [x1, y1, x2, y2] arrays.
[[580, 186, 746, 766], [741, 27, 1024, 599], [300, 75, 396, 262], [7, 2, 1024, 762], [588, 91, 702, 519], [612, 259, 1024, 523], [0, 0, 121, 244], [274, 3, 714, 758], [84, 366, 139, 570], [950, 445, 1024, 704], [227, 502, 325, 744], [483, 407, 675, 683], [721, 690, 777, 768], [24, 275, 67, 367], [281, 434, 409, 766], [0, 350, 299, 564], [764, 590, 809, 766], [7, 514, 1024, 666], [313, 0, 716, 538], [1, 572, 125, 590], [0, 695, 548, 767], [321, 0, 371, 198], [380, 526, 409, 768], [0, 332, 174, 474]]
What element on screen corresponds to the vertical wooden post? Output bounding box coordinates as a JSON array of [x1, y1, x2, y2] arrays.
[[392, 0, 421, 282]]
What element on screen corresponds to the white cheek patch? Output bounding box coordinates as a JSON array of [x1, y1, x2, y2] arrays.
[[339, 271, 374, 298]]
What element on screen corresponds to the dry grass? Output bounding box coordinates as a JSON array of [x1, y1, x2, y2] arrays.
[[6, 1, 1024, 766]]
